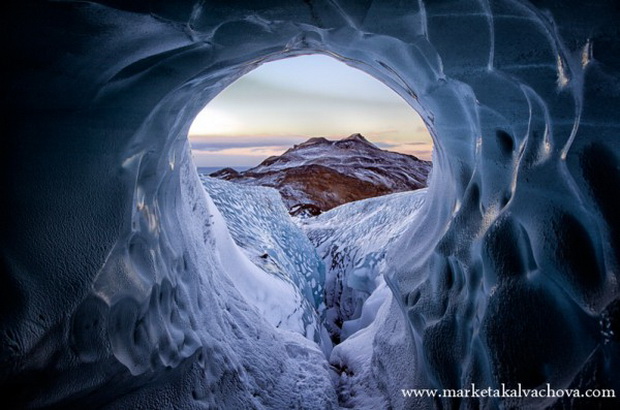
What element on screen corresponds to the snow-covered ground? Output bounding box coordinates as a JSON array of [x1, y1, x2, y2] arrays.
[[200, 176, 330, 351], [201, 171, 428, 406], [300, 189, 427, 344], [300, 190, 428, 407]]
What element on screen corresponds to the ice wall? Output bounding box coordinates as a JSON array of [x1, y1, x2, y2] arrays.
[[1, 0, 619, 408], [200, 176, 327, 345]]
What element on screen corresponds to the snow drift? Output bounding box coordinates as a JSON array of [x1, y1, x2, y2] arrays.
[[1, 0, 619, 408], [301, 189, 428, 408]]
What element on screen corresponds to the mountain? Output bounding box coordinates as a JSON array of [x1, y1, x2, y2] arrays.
[[208, 133, 432, 216]]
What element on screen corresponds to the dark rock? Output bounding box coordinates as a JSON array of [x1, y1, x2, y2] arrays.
[[209, 167, 240, 180]]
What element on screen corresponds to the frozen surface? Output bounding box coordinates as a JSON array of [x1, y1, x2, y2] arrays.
[[301, 190, 427, 406], [200, 175, 326, 343], [2, 0, 619, 408], [301, 189, 427, 343]]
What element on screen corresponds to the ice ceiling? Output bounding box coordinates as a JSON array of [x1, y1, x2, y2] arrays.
[[1, 0, 619, 408]]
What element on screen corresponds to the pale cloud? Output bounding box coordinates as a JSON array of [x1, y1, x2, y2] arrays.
[[192, 139, 433, 166], [190, 136, 307, 152], [188, 108, 241, 136], [384, 142, 434, 160], [192, 145, 293, 167], [193, 152, 264, 168]]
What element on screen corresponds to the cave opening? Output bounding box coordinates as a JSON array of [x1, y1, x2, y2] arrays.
[[187, 54, 434, 213], [184, 53, 436, 354], [103, 32, 462, 405], [187, 54, 434, 170]]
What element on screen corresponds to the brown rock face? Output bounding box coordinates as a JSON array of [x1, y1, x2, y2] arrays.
[[280, 164, 393, 212], [208, 134, 432, 215]]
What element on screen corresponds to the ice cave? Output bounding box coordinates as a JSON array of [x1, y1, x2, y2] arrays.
[[1, 0, 619, 408]]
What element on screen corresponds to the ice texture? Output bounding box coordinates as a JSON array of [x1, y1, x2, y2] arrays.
[[301, 189, 427, 344], [302, 190, 427, 407], [2, 0, 619, 408], [200, 175, 326, 344]]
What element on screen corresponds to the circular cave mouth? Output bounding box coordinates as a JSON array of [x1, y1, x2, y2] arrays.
[[187, 54, 435, 217], [183, 54, 437, 353]]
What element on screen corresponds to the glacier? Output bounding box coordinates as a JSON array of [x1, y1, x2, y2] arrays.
[[301, 189, 429, 408], [200, 172, 427, 406], [300, 189, 427, 344], [2, 0, 619, 408], [200, 175, 328, 348]]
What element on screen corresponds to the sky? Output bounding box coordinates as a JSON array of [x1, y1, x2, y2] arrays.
[[188, 54, 433, 168]]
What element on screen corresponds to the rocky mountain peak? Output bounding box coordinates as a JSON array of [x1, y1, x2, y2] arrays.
[[208, 134, 432, 216], [342, 133, 371, 144]]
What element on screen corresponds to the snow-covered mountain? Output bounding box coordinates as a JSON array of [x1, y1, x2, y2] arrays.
[[209, 133, 432, 215]]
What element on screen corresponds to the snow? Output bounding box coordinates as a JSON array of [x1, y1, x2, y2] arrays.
[[299, 190, 427, 406], [205, 187, 309, 335], [301, 189, 427, 343], [200, 175, 328, 348], [3, 0, 619, 408], [219, 134, 432, 212]]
